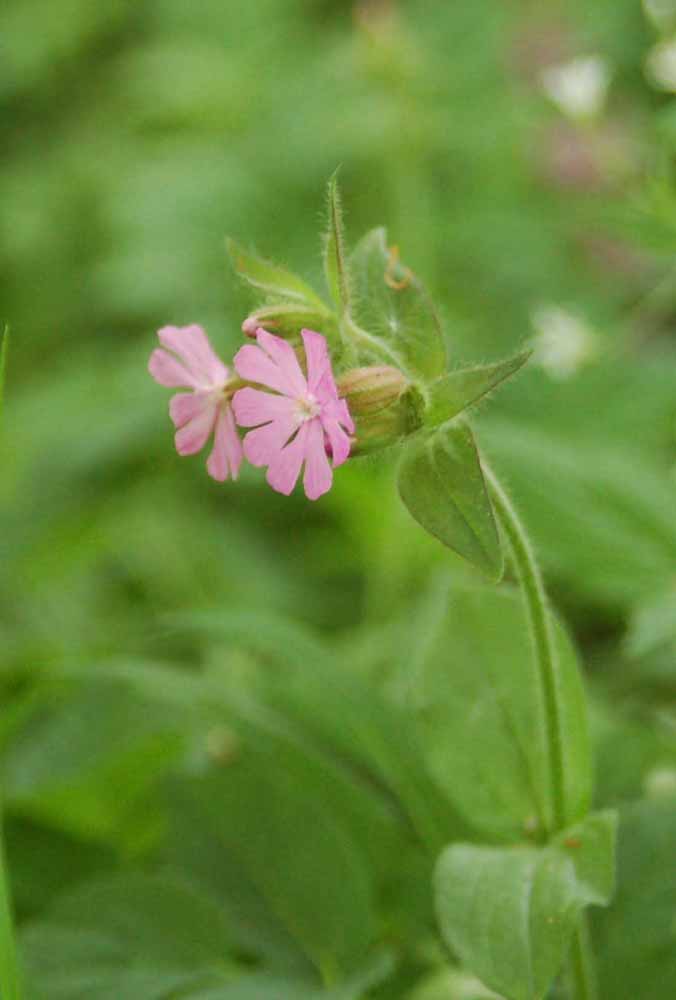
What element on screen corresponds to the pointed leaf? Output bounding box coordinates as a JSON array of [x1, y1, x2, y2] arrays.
[[435, 811, 617, 1000], [426, 352, 531, 428], [350, 227, 446, 380], [398, 421, 503, 580], [323, 173, 351, 314], [226, 238, 326, 308]]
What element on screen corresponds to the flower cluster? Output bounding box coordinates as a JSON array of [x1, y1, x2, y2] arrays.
[[149, 324, 354, 500]]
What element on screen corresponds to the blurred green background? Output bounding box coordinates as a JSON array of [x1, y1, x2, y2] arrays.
[[1, 1, 675, 998]]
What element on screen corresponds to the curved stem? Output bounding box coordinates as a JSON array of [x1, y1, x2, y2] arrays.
[[483, 463, 596, 1000], [483, 465, 566, 833]]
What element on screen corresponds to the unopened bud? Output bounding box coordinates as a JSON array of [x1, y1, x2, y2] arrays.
[[241, 304, 335, 339], [337, 365, 409, 415]]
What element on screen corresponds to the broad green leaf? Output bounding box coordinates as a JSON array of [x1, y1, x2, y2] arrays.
[[21, 873, 238, 1000], [482, 421, 676, 608], [187, 951, 393, 999], [170, 738, 376, 978], [398, 421, 503, 580], [435, 811, 617, 1000], [1, 680, 184, 845], [350, 227, 446, 380], [167, 609, 470, 852], [425, 352, 531, 428], [226, 237, 326, 308], [323, 172, 351, 314], [408, 968, 504, 999], [594, 799, 676, 999], [402, 583, 591, 839]]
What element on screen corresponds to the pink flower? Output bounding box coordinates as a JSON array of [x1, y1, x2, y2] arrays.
[[148, 324, 243, 482], [232, 328, 354, 500]]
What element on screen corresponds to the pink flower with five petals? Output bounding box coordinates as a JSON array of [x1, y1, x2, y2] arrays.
[[232, 328, 354, 500], [148, 324, 243, 482]]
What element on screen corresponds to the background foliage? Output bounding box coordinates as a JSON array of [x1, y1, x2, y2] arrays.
[[1, 1, 675, 997]]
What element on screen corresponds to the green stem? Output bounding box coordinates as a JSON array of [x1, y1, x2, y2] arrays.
[[483, 464, 596, 1000], [484, 466, 566, 833], [0, 808, 22, 1000]]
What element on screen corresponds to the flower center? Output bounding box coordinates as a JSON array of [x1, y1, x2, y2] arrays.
[[295, 392, 321, 422]]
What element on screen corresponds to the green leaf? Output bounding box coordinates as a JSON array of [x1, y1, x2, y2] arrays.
[[350, 227, 446, 380], [402, 583, 592, 839], [226, 237, 326, 308], [482, 421, 676, 608], [170, 737, 376, 979], [594, 799, 676, 999], [435, 811, 618, 1000], [425, 352, 531, 428], [323, 172, 351, 314], [398, 421, 503, 580], [21, 873, 238, 999]]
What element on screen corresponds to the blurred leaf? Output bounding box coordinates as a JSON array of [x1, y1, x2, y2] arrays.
[[625, 585, 676, 659], [21, 873, 238, 999], [408, 968, 503, 999], [398, 422, 503, 581], [594, 799, 676, 999], [403, 583, 591, 839], [1, 680, 184, 845], [323, 173, 351, 315], [483, 421, 676, 608], [435, 812, 617, 1000], [167, 609, 469, 851], [170, 738, 376, 979], [425, 353, 531, 429], [185, 950, 393, 999], [226, 237, 325, 309], [350, 227, 446, 381]]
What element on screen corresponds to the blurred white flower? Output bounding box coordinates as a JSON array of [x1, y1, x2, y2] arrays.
[[530, 304, 598, 380], [643, 0, 676, 32], [646, 36, 676, 91], [541, 55, 610, 120]]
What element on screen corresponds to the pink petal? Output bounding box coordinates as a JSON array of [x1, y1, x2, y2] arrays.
[[169, 391, 212, 428], [256, 329, 307, 398], [233, 343, 295, 396], [266, 423, 309, 496], [301, 330, 331, 395], [322, 395, 355, 435], [243, 413, 299, 467], [232, 387, 296, 428], [158, 325, 229, 387], [149, 348, 199, 389], [322, 418, 351, 467], [174, 401, 217, 455], [207, 404, 243, 482], [303, 419, 333, 500]]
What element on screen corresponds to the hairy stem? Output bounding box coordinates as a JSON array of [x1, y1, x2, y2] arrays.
[[484, 465, 566, 832], [483, 464, 596, 1000]]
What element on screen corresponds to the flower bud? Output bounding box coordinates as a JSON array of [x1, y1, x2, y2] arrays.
[[241, 304, 335, 340], [337, 365, 409, 416]]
